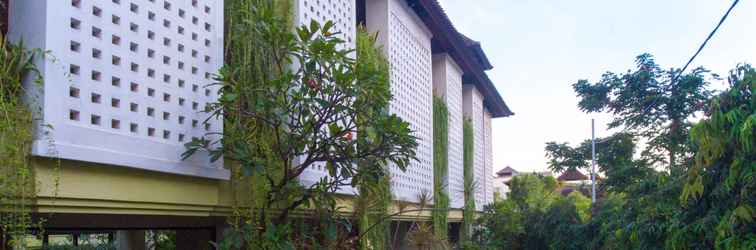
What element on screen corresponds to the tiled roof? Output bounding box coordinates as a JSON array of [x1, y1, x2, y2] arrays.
[[557, 169, 589, 181], [406, 0, 514, 117]]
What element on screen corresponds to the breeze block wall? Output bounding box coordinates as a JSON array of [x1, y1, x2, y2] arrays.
[[366, 0, 434, 203], [463, 84, 488, 211], [484, 108, 494, 206], [432, 54, 465, 209], [9, 0, 226, 179]]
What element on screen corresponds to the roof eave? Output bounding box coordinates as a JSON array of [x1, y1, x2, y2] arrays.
[[408, 0, 513, 118]]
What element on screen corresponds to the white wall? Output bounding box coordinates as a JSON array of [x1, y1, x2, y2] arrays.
[[366, 0, 435, 203], [12, 0, 227, 179], [484, 109, 494, 205], [432, 54, 465, 208], [463, 84, 491, 210]]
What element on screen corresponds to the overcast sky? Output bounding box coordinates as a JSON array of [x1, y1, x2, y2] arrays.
[[436, 0, 756, 173]]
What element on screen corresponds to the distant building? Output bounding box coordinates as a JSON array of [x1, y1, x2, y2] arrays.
[[492, 166, 518, 200]]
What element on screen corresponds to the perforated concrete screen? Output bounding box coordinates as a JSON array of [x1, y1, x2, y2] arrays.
[[432, 54, 465, 208], [484, 109, 494, 206], [385, 0, 434, 203], [297, 0, 355, 50], [11, 0, 226, 179], [463, 85, 487, 211]]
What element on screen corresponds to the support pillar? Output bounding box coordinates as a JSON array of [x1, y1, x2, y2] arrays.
[[116, 230, 145, 250]]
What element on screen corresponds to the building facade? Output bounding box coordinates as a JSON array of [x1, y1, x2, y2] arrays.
[[4, 0, 512, 248]]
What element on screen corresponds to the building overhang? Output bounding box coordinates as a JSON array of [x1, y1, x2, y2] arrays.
[[407, 0, 514, 118]]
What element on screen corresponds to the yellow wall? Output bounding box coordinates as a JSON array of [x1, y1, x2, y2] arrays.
[[33, 158, 464, 221]]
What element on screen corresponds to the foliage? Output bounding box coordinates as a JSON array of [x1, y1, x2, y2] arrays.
[[573, 53, 714, 171], [432, 97, 449, 239], [673, 64, 755, 250], [193, 0, 417, 248], [461, 119, 475, 242], [403, 192, 450, 250], [0, 29, 42, 248], [353, 27, 393, 250], [478, 57, 754, 250], [470, 175, 587, 250]]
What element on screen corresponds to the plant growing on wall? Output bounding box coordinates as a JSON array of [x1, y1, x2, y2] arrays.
[[190, 0, 418, 248], [352, 27, 395, 250], [461, 119, 475, 242], [432, 97, 449, 239], [0, 30, 39, 248]]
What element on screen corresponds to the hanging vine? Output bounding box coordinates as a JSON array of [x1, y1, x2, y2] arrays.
[[432, 97, 449, 239], [461, 118, 475, 242], [353, 27, 394, 250], [0, 30, 40, 248]]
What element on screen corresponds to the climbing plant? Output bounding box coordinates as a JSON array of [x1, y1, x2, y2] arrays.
[[432, 97, 449, 239], [0, 30, 39, 248], [193, 0, 418, 248], [461, 119, 475, 242], [353, 27, 393, 250]]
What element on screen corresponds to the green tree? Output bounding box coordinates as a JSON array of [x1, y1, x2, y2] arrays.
[[672, 64, 755, 250], [191, 1, 418, 248], [573, 53, 714, 172]]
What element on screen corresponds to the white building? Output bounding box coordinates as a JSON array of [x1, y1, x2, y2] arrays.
[[4, 1, 513, 244]]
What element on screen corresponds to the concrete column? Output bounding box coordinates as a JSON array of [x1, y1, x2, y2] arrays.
[[116, 230, 145, 250], [175, 229, 213, 250]]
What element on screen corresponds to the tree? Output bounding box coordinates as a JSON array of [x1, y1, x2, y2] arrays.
[[189, 1, 418, 248], [573, 53, 714, 171], [672, 64, 755, 250]]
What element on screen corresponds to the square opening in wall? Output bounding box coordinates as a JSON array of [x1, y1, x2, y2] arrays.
[[69, 87, 80, 98], [111, 98, 120, 108], [91, 115, 101, 125], [112, 77, 121, 86], [70, 18, 81, 29], [91, 93, 101, 103], [112, 56, 121, 65], [130, 103, 138, 112], [69, 64, 80, 75], [69, 110, 80, 121], [91, 71, 101, 81], [92, 6, 102, 17], [92, 48, 101, 59], [148, 127, 156, 137], [111, 119, 121, 129], [92, 27, 102, 38], [70, 41, 81, 52], [130, 123, 138, 133]]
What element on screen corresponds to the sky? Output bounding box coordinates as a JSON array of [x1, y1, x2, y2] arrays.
[[436, 0, 756, 173]]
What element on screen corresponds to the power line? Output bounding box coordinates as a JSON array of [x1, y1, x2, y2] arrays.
[[597, 0, 741, 143]]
